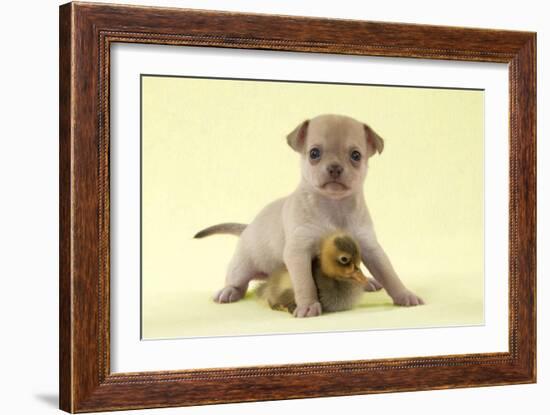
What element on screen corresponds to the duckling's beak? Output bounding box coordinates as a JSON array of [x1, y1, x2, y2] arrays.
[[350, 266, 368, 284]]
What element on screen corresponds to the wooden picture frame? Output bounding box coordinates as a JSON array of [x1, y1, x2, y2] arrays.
[[59, 2, 536, 412]]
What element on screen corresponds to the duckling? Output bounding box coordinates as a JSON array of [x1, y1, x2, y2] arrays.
[[256, 232, 368, 314]]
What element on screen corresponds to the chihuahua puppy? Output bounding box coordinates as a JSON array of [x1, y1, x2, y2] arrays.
[[256, 232, 369, 313], [195, 114, 423, 317]]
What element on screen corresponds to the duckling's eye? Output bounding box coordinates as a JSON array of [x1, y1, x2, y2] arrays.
[[338, 255, 350, 265], [309, 147, 321, 160], [350, 150, 362, 162]]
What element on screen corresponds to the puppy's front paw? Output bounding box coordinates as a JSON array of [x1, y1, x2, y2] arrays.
[[213, 286, 244, 303], [363, 277, 383, 292], [293, 302, 322, 318], [392, 290, 424, 307]]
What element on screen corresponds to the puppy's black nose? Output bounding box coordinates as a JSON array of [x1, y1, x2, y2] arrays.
[[327, 164, 343, 179]]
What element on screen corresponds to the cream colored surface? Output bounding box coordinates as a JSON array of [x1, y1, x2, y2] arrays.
[[141, 76, 484, 339]]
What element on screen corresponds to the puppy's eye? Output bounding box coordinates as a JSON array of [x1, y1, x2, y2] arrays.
[[309, 147, 322, 160], [338, 255, 350, 265], [350, 150, 362, 162]]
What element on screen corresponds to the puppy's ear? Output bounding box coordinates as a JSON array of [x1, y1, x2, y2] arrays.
[[364, 124, 384, 157], [286, 120, 310, 152]]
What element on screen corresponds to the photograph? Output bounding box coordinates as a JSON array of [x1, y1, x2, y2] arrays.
[[140, 75, 484, 339], [1, 0, 543, 413], [51, 1, 538, 412]]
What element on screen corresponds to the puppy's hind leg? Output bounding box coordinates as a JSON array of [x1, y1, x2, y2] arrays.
[[213, 254, 256, 304]]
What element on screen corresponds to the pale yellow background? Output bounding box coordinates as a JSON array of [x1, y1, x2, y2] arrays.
[[141, 76, 484, 339]]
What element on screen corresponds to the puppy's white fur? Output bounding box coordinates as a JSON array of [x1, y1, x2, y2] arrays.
[[212, 114, 423, 317]]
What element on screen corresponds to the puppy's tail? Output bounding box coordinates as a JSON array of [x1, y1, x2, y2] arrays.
[[193, 223, 247, 239]]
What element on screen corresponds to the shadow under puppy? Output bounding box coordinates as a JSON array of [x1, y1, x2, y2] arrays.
[[257, 232, 368, 314]]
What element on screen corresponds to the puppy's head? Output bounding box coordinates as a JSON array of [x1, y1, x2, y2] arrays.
[[287, 114, 384, 200]]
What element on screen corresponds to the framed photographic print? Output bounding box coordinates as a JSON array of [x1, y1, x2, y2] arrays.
[[59, 2, 536, 412]]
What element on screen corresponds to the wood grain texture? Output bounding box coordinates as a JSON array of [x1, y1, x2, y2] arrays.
[[59, 2, 537, 412], [59, 3, 73, 411]]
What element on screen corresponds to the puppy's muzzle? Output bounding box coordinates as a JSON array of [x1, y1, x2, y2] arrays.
[[327, 164, 344, 179]]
